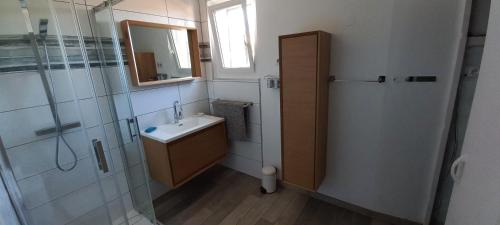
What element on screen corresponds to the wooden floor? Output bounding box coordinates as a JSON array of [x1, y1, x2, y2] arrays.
[[153, 166, 394, 225]]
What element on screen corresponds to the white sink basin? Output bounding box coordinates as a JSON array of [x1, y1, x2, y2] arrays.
[[140, 115, 225, 143]]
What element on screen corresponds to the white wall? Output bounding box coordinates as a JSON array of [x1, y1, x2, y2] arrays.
[[430, 0, 490, 223], [373, 1, 462, 222], [203, 0, 466, 223]]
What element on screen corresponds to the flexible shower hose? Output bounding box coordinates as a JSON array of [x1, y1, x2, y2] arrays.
[[43, 41, 79, 172]]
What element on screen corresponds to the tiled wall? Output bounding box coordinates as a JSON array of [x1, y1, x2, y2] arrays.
[[109, 0, 211, 198], [132, 80, 210, 130], [200, 0, 264, 178], [0, 35, 125, 73], [207, 80, 263, 178]]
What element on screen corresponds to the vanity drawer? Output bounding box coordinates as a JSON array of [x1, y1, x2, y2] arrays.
[[168, 123, 227, 185], [142, 122, 228, 188]]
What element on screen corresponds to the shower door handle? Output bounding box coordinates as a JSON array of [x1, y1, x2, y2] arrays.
[[126, 118, 137, 142], [92, 139, 109, 173]]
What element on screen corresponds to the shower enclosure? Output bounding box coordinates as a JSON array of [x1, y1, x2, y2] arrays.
[[0, 0, 156, 224]]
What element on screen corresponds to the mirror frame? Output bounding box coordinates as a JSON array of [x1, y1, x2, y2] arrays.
[[120, 20, 202, 86]]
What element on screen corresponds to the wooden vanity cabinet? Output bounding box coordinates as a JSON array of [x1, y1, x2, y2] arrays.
[[280, 31, 331, 191], [142, 123, 228, 188]]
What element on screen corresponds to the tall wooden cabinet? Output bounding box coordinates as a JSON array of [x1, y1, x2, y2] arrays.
[[280, 31, 331, 191]]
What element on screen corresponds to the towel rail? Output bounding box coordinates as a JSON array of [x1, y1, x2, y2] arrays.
[[267, 75, 436, 85], [212, 99, 253, 107]]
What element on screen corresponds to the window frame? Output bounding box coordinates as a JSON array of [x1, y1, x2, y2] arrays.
[[208, 0, 255, 77], [167, 29, 192, 76]]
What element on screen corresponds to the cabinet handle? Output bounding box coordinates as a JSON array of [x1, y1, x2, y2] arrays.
[[92, 139, 109, 173]]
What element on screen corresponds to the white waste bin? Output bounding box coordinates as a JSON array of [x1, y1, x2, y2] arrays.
[[261, 166, 277, 194]]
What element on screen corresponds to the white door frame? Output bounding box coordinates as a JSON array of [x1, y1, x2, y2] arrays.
[[423, 0, 474, 224], [444, 0, 500, 223]]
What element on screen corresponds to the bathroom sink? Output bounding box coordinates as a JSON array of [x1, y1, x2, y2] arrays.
[[140, 115, 225, 143]]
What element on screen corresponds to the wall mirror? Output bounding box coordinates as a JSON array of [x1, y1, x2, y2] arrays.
[[121, 20, 201, 86]]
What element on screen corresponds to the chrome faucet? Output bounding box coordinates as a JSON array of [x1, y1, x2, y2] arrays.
[[173, 101, 183, 123]]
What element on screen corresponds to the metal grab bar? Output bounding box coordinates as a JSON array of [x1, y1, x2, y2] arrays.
[[329, 75, 386, 83]]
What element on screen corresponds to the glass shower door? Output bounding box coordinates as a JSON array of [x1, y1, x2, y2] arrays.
[[88, 1, 156, 222], [0, 0, 130, 224]]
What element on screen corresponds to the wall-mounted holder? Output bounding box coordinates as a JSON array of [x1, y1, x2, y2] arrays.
[[405, 76, 437, 82], [329, 75, 386, 83], [199, 42, 211, 62], [392, 75, 438, 83], [264, 75, 280, 89]]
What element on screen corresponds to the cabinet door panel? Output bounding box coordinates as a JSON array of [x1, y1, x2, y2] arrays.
[[143, 137, 173, 187], [168, 123, 227, 185], [280, 34, 318, 190]]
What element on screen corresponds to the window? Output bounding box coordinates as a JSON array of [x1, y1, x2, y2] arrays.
[[169, 29, 192, 70], [209, 0, 256, 74]]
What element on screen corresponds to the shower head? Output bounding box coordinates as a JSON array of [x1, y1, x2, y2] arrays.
[[39, 19, 48, 40]]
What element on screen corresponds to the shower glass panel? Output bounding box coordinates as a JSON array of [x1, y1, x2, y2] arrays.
[[0, 0, 154, 224], [87, 1, 156, 222], [0, 0, 126, 222]]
